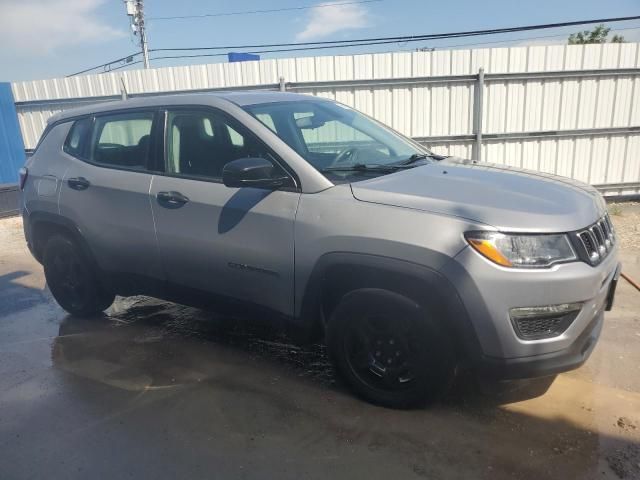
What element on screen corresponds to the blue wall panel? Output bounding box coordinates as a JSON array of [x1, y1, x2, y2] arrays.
[[0, 82, 25, 184]]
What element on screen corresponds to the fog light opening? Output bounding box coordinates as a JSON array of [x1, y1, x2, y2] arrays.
[[509, 303, 583, 340]]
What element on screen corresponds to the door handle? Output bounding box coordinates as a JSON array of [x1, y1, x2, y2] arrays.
[[157, 191, 190, 209], [67, 177, 91, 191]]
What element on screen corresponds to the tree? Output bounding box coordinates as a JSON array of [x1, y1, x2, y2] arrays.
[[568, 24, 625, 44]]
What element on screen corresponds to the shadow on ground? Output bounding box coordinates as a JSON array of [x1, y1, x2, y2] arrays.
[[0, 270, 47, 316]]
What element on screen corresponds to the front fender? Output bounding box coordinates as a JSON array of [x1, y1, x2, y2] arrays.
[[296, 251, 487, 361]]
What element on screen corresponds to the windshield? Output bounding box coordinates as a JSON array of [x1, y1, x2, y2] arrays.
[[243, 100, 430, 179]]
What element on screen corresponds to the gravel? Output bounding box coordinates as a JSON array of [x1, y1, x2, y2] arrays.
[[0, 216, 26, 254], [608, 202, 640, 254]]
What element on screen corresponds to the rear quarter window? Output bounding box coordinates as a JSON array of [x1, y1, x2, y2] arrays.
[[63, 118, 92, 158]]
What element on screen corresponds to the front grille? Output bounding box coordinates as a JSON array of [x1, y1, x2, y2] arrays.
[[575, 214, 616, 266]]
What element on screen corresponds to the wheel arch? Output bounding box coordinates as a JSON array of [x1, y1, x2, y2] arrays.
[[28, 211, 98, 272], [297, 252, 483, 359]]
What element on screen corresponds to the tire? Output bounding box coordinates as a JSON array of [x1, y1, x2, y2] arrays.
[[43, 234, 115, 317], [327, 289, 455, 409]]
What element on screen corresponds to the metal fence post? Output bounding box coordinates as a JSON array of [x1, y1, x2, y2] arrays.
[[472, 68, 484, 161], [279, 76, 286, 92]]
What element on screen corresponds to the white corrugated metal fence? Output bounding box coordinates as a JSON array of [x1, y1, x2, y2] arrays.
[[11, 42, 640, 195]]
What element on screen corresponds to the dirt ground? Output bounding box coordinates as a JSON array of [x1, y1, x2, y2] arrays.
[[608, 202, 640, 252], [0, 207, 639, 480]]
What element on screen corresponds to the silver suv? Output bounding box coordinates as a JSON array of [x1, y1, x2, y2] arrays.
[[20, 92, 621, 408]]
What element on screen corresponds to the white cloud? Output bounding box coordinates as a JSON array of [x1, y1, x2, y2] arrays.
[[296, 1, 372, 41], [0, 0, 123, 54]]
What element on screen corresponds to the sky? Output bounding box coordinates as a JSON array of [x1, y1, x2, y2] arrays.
[[0, 0, 639, 82]]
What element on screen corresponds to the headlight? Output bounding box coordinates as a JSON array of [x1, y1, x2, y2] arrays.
[[465, 231, 576, 268]]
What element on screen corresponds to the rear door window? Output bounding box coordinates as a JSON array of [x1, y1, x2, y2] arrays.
[[90, 112, 154, 169]]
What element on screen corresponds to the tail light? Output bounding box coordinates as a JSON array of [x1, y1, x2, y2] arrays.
[[19, 167, 28, 190]]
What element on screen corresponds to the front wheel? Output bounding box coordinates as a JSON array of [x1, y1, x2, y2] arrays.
[[327, 289, 455, 408], [43, 235, 114, 317]]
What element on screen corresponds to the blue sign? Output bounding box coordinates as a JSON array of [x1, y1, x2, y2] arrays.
[[228, 52, 261, 63]]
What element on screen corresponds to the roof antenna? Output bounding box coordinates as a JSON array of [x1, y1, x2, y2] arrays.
[[120, 77, 128, 100]]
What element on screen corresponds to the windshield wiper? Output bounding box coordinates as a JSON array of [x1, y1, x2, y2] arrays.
[[402, 152, 447, 165], [320, 163, 414, 173]]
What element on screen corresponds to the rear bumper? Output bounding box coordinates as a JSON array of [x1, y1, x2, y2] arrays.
[[22, 209, 37, 259]]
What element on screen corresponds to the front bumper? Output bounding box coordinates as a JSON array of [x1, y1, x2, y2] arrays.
[[476, 307, 604, 379], [440, 242, 620, 379]]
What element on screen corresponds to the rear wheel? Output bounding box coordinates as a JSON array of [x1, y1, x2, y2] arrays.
[[43, 235, 114, 316], [327, 289, 455, 408]]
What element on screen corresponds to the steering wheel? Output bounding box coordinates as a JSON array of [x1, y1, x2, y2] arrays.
[[330, 147, 360, 167]]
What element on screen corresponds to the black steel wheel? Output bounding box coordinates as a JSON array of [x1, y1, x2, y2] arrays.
[[327, 289, 455, 408], [43, 235, 114, 316], [344, 313, 419, 392]]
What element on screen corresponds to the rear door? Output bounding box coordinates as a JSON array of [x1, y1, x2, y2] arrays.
[[59, 110, 163, 282], [149, 107, 300, 316]]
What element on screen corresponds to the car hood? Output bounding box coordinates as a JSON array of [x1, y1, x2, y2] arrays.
[[350, 158, 606, 232]]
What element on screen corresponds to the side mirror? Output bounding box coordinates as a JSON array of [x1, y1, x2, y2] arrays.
[[222, 157, 289, 189]]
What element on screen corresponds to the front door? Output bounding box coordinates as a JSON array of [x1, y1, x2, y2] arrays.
[[149, 108, 300, 316]]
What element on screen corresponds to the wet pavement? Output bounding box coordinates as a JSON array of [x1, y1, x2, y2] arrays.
[[1, 216, 639, 480]]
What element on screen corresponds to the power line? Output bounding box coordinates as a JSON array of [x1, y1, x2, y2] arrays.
[[84, 24, 640, 75], [109, 60, 145, 72], [421, 25, 640, 51], [69, 15, 640, 76], [147, 24, 640, 64], [148, 0, 383, 21], [148, 15, 640, 52], [145, 16, 640, 57], [150, 37, 467, 60], [68, 53, 142, 77]]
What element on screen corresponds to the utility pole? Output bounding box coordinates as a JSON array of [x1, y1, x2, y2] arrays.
[[125, 0, 150, 69]]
